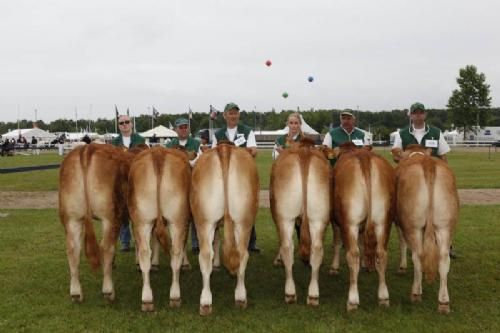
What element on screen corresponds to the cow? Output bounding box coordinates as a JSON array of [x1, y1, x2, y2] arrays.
[[332, 142, 395, 311], [59, 143, 146, 303], [393, 144, 459, 314], [270, 138, 330, 305], [127, 146, 191, 311], [190, 142, 259, 316]]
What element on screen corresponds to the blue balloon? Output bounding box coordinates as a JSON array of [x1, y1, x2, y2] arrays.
[[308, 76, 314, 82]]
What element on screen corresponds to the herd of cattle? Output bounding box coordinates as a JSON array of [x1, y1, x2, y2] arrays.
[[58, 140, 458, 316]]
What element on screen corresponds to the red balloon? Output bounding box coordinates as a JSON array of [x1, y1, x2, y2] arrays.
[[265, 60, 272, 67]]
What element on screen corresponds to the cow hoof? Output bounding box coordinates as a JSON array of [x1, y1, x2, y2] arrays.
[[213, 265, 221, 272], [141, 302, 154, 312], [71, 294, 83, 303], [199, 304, 212, 316], [329, 268, 339, 275], [151, 264, 160, 272], [378, 299, 390, 307], [181, 264, 191, 271], [346, 303, 358, 312], [235, 300, 247, 309], [411, 294, 422, 303], [169, 298, 182, 308], [397, 267, 407, 274], [285, 294, 297, 304], [307, 296, 319, 307], [438, 302, 450, 314], [103, 292, 115, 303]]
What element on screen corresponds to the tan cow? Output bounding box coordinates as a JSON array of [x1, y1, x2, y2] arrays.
[[59, 143, 145, 303], [332, 143, 395, 311], [190, 143, 259, 316], [270, 139, 330, 305], [127, 146, 191, 311], [393, 144, 458, 314]]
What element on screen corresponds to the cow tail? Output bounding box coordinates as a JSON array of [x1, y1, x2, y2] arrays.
[[422, 159, 439, 282], [298, 146, 312, 262], [218, 145, 239, 275], [80, 145, 100, 271], [152, 149, 170, 255], [361, 154, 376, 270]]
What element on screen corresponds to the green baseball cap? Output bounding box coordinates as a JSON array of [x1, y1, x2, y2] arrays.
[[224, 103, 240, 112], [340, 111, 355, 118], [410, 102, 426, 113], [175, 117, 189, 127]]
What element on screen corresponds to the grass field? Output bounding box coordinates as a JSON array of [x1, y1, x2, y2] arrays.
[[1, 206, 499, 332], [1, 148, 499, 191]]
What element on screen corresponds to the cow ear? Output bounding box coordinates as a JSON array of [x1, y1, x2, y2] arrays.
[[425, 148, 432, 156], [391, 148, 402, 159]]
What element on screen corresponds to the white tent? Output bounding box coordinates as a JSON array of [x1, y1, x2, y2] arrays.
[[140, 125, 178, 138], [1, 128, 56, 142]]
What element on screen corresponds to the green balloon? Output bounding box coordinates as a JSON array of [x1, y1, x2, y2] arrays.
[[282, 92, 289, 98]]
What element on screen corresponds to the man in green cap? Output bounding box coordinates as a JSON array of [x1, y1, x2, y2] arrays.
[[212, 102, 260, 252], [391, 102, 450, 163], [322, 111, 368, 165], [111, 114, 145, 252]]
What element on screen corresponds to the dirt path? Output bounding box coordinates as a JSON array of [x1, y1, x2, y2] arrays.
[[0, 189, 499, 209]]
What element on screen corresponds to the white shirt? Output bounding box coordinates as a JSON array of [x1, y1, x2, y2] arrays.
[[211, 127, 257, 148], [392, 124, 450, 156], [122, 136, 131, 148]]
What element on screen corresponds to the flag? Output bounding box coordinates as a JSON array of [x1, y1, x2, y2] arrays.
[[210, 105, 219, 120], [115, 105, 119, 118], [126, 108, 130, 116], [168, 121, 174, 130], [188, 107, 193, 119], [152, 106, 160, 119]]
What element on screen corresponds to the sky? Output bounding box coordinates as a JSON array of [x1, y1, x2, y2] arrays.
[[1, 0, 499, 122]]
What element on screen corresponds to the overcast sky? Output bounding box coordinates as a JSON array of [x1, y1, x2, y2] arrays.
[[1, 0, 499, 122]]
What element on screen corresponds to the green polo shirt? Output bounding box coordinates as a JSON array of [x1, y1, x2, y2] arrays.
[[275, 133, 303, 148], [327, 126, 365, 166], [214, 124, 252, 148], [399, 125, 441, 157], [165, 137, 200, 153], [111, 133, 145, 149]]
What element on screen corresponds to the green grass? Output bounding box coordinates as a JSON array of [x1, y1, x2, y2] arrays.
[[1, 149, 499, 191], [1, 206, 499, 332]]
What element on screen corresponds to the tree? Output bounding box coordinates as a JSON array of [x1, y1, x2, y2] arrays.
[[447, 65, 491, 140]]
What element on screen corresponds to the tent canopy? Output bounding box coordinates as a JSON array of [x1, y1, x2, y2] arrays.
[[1, 128, 56, 141], [140, 125, 178, 138]]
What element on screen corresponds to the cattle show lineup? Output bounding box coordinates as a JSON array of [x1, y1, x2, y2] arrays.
[[58, 111, 459, 317]]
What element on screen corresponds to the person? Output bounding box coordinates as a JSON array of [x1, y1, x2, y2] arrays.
[[111, 114, 146, 252], [166, 117, 202, 253], [212, 102, 260, 253], [272, 112, 305, 265], [57, 135, 65, 156], [31, 136, 39, 155], [391, 102, 450, 162], [322, 111, 369, 165], [391, 102, 455, 258], [199, 129, 210, 152], [272, 112, 304, 160]]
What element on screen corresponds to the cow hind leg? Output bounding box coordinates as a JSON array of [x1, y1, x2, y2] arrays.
[[234, 222, 252, 309], [397, 226, 408, 273], [213, 227, 221, 270], [65, 218, 84, 302], [168, 219, 187, 308], [345, 225, 361, 311], [374, 223, 389, 307], [436, 228, 452, 314], [101, 218, 117, 302], [329, 223, 342, 275], [198, 221, 216, 316], [307, 220, 326, 306], [136, 222, 155, 312], [279, 218, 296, 304], [409, 230, 424, 302]]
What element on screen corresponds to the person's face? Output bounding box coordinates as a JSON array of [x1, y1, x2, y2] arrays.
[[288, 116, 301, 136], [410, 110, 426, 128], [118, 116, 132, 136], [340, 115, 355, 132], [176, 124, 189, 140], [224, 109, 240, 128]]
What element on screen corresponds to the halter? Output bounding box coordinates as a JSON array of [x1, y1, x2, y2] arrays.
[[408, 151, 425, 158]]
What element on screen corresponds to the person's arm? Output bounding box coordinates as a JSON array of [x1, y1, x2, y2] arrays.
[[391, 132, 403, 163], [246, 131, 257, 157], [211, 134, 218, 148], [437, 133, 451, 163], [272, 143, 282, 160]]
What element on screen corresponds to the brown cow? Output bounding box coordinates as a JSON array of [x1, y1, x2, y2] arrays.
[[127, 146, 191, 311], [393, 144, 459, 314], [59, 143, 145, 302], [270, 139, 330, 305], [332, 143, 395, 311], [190, 143, 259, 316]]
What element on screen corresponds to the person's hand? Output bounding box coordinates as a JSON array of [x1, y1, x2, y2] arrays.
[[187, 151, 197, 161], [246, 147, 257, 158], [276, 145, 284, 153]]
